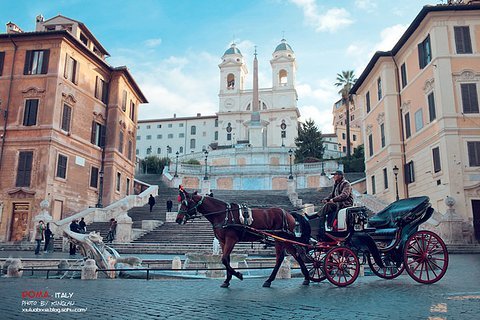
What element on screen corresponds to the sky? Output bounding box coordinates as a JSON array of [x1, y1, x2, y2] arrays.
[[1, 0, 440, 133]]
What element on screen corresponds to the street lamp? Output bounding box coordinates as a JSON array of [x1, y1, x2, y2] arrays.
[[174, 151, 179, 178], [288, 149, 293, 180], [393, 165, 400, 201], [321, 161, 326, 176], [96, 170, 104, 208], [204, 150, 209, 180]]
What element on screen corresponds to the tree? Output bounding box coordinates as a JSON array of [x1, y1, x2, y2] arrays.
[[294, 118, 324, 162], [335, 70, 357, 157], [141, 156, 170, 174], [341, 144, 365, 172]]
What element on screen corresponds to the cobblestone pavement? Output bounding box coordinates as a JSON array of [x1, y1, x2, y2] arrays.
[[1, 254, 479, 320]]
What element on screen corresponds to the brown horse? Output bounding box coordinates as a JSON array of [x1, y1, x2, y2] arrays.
[[176, 187, 312, 288]]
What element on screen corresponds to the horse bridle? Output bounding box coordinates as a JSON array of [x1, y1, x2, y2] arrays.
[[178, 194, 205, 222]]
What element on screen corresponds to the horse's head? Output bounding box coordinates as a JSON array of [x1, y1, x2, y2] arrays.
[[176, 186, 200, 225]]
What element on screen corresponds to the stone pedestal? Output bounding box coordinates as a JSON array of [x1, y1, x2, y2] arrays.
[[287, 179, 296, 194], [277, 257, 291, 279], [439, 196, 465, 245], [115, 212, 133, 243], [201, 179, 211, 196], [7, 258, 23, 278], [31, 199, 53, 242], [81, 259, 98, 280], [172, 257, 182, 270], [166, 212, 177, 222]]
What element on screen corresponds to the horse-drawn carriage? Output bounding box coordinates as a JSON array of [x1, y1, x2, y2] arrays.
[[176, 186, 448, 288]]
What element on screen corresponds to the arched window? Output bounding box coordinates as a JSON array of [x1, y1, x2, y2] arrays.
[[227, 73, 235, 89], [190, 139, 196, 149], [279, 69, 288, 86], [191, 125, 196, 135], [179, 146, 184, 153]]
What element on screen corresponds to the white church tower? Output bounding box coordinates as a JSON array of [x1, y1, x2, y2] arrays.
[[217, 39, 299, 148]]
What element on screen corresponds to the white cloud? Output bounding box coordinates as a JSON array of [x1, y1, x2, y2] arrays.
[[289, 0, 353, 32], [373, 24, 407, 52], [144, 38, 162, 48], [355, 0, 377, 11]]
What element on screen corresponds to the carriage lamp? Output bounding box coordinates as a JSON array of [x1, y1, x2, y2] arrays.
[[393, 165, 400, 201], [174, 151, 179, 178], [204, 150, 209, 180], [288, 149, 293, 180]]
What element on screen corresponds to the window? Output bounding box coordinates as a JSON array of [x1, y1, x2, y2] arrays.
[[371, 175, 376, 195], [415, 109, 423, 132], [179, 123, 184, 127], [427, 92, 436, 122], [122, 90, 127, 112], [16, 151, 33, 187], [136, 136, 141, 141], [116, 172, 121, 192], [214, 131, 218, 140], [64, 54, 79, 84], [157, 147, 161, 154], [168, 124, 172, 128], [404, 112, 411, 139], [368, 134, 373, 157], [157, 124, 162, 128], [136, 149, 139, 155], [191, 126, 196, 135], [0, 51, 4, 76], [418, 35, 432, 69], [23, 99, 38, 126], [146, 147, 152, 155], [146, 125, 151, 129], [279, 69, 288, 85], [353, 134, 357, 142], [90, 167, 99, 188], [281, 131, 286, 138], [454, 26, 472, 54], [95, 76, 108, 104], [202, 131, 206, 137], [179, 146, 184, 153], [432, 147, 441, 173], [91, 121, 106, 147], [128, 140, 133, 161], [126, 178, 130, 196], [129, 101, 135, 121], [119, 131, 124, 154], [343, 146, 347, 153], [366, 91, 371, 113], [227, 73, 235, 89], [179, 133, 184, 138], [467, 141, 480, 166], [405, 161, 415, 184], [377, 78, 382, 100], [460, 83, 479, 113], [190, 139, 196, 149], [146, 135, 152, 140], [157, 134, 162, 139], [401, 63, 407, 88], [168, 134, 173, 139], [56, 154, 68, 179], [227, 133, 232, 141], [342, 133, 346, 140], [383, 168, 388, 189], [168, 146, 172, 154], [61, 104, 72, 132], [380, 123, 385, 148], [215, 119, 218, 127], [24, 50, 49, 75]]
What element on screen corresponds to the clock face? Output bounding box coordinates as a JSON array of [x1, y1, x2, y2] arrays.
[[224, 99, 234, 109]]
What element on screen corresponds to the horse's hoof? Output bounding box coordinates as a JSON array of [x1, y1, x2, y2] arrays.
[[262, 281, 271, 288], [236, 272, 243, 281], [220, 282, 230, 288], [302, 279, 310, 286]]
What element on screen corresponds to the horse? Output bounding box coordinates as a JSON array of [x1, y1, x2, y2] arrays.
[[176, 186, 312, 288]]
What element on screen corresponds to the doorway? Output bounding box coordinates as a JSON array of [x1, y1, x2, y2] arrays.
[[473, 200, 480, 243], [9, 203, 30, 242]]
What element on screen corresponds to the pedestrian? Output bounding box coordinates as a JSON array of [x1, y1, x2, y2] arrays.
[[106, 218, 117, 243], [69, 219, 79, 255], [166, 199, 173, 212], [34, 220, 45, 255], [43, 223, 53, 253], [79, 217, 87, 234], [148, 194, 156, 212], [311, 170, 353, 241]]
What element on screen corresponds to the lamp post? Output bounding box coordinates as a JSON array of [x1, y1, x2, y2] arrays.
[[288, 149, 293, 180], [321, 161, 326, 176], [174, 151, 179, 178], [96, 170, 104, 208], [145, 146, 152, 174], [393, 165, 400, 201], [204, 150, 209, 180]]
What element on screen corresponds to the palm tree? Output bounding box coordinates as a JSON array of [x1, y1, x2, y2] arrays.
[[335, 70, 357, 157]]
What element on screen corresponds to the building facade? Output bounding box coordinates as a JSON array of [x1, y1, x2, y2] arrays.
[[350, 2, 480, 242], [332, 99, 363, 155], [0, 15, 147, 241]]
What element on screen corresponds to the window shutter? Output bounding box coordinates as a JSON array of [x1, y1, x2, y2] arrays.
[[73, 61, 79, 84], [461, 83, 479, 113], [24, 50, 32, 75], [91, 121, 97, 144], [102, 80, 109, 104], [122, 91, 127, 111], [464, 27, 472, 53], [41, 50, 49, 74], [94, 76, 99, 99], [404, 163, 411, 184], [0, 52, 5, 76], [418, 42, 424, 69], [16, 151, 33, 187], [100, 125, 106, 148], [454, 27, 464, 53], [64, 53, 69, 79], [62, 105, 72, 132], [432, 147, 441, 173]]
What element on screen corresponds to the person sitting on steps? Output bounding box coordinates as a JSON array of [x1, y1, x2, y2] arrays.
[[312, 170, 353, 241]]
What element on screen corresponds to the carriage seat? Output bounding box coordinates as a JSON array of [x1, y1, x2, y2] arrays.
[[368, 196, 430, 229], [335, 206, 368, 232]]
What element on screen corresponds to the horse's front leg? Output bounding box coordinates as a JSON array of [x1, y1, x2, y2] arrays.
[[220, 238, 243, 288], [263, 242, 285, 287]]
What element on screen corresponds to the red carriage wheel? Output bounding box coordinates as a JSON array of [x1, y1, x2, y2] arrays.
[[404, 230, 449, 284], [367, 252, 405, 279], [324, 246, 360, 287], [305, 249, 327, 282]]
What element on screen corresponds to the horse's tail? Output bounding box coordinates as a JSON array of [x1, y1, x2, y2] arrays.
[[290, 212, 311, 244]]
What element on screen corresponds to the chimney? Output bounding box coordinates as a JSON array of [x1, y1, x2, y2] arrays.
[[197, 113, 201, 117], [35, 14, 44, 31], [6, 22, 23, 34]]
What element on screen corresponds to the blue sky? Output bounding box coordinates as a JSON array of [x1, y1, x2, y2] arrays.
[[2, 0, 438, 132]]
